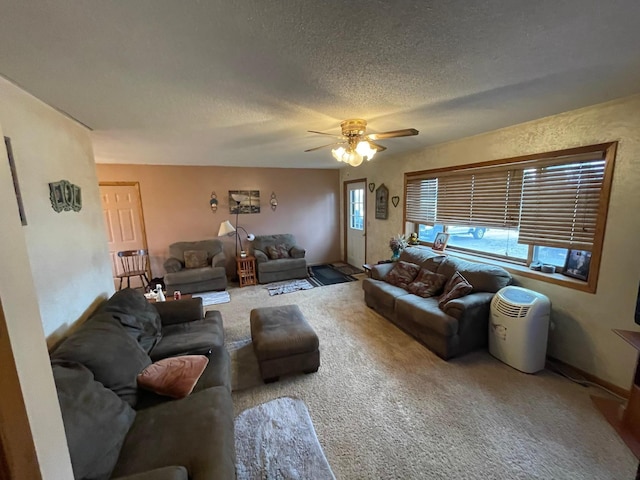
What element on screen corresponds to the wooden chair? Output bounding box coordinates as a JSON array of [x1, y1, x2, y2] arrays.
[[117, 249, 150, 290]]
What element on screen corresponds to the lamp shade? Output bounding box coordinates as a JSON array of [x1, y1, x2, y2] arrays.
[[218, 220, 236, 236]]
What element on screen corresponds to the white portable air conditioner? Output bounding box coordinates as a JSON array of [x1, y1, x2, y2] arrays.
[[489, 286, 551, 374]]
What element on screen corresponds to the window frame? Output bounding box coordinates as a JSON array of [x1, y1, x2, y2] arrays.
[[404, 142, 617, 293]]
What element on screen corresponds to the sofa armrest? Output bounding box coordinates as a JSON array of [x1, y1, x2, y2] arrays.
[[164, 257, 183, 273], [441, 292, 494, 320], [154, 298, 204, 326], [371, 263, 394, 280], [254, 249, 269, 263], [290, 245, 306, 258], [113, 466, 188, 480], [211, 251, 226, 268]]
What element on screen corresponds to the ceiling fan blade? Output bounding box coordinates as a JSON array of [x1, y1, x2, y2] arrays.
[[308, 130, 344, 138], [369, 142, 387, 152], [367, 128, 419, 141], [304, 142, 341, 153]]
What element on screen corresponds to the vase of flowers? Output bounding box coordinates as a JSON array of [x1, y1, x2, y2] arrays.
[[389, 234, 408, 261]]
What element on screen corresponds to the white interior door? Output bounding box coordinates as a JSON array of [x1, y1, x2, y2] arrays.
[[100, 183, 148, 289], [346, 181, 366, 268]]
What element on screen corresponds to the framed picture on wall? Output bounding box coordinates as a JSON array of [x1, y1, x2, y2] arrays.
[[375, 184, 388, 220]]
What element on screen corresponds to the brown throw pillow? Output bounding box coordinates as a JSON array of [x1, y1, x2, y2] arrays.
[[266, 243, 290, 260], [407, 268, 447, 298], [385, 261, 421, 289], [137, 355, 209, 399], [184, 250, 208, 269], [438, 271, 473, 309]]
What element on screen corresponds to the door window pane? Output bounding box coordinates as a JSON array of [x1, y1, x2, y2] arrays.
[[350, 189, 364, 230]]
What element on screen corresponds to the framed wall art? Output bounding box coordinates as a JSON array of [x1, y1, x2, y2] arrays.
[[375, 184, 388, 220], [229, 190, 260, 214]]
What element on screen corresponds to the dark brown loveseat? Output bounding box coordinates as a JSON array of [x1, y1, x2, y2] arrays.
[[362, 246, 512, 359], [50, 288, 235, 480]]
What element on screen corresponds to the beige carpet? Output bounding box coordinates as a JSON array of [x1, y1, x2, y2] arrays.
[[208, 277, 636, 479]]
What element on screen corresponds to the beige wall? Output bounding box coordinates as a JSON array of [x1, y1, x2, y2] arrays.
[[0, 76, 114, 478], [95, 164, 342, 277], [341, 94, 640, 389]]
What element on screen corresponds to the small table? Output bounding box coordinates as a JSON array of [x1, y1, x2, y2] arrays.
[[362, 264, 373, 277], [236, 255, 257, 287]]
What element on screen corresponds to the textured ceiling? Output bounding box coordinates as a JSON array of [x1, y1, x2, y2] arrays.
[[1, 1, 639, 169]]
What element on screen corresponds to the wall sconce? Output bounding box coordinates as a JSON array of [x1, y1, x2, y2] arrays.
[[210, 192, 218, 213], [270, 192, 278, 211]]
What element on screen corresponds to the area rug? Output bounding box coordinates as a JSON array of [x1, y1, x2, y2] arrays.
[[264, 278, 314, 296], [191, 290, 230, 306], [235, 396, 336, 480], [308, 264, 358, 286], [331, 262, 364, 276]]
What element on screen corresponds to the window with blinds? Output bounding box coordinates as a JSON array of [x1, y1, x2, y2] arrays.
[[404, 142, 616, 290]]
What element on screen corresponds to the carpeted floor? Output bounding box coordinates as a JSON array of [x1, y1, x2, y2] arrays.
[[209, 278, 636, 480]]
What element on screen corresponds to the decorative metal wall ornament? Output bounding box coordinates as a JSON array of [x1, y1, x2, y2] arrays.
[[49, 179, 81, 212], [209, 192, 218, 213], [391, 196, 400, 208], [368, 182, 375, 192], [375, 183, 389, 220], [270, 192, 278, 211]]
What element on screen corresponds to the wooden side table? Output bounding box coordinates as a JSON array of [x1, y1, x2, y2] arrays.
[[236, 255, 257, 287]]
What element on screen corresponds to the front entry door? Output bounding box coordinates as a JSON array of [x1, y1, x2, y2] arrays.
[[99, 183, 149, 290], [345, 180, 366, 268]]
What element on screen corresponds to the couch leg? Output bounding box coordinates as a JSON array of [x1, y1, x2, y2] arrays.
[[263, 376, 279, 384], [303, 367, 319, 374]]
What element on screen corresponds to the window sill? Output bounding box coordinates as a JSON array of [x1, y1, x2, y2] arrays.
[[438, 249, 594, 293]]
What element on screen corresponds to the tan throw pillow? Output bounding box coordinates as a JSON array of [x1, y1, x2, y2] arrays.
[[266, 243, 290, 260], [438, 271, 473, 309], [407, 268, 448, 298], [184, 250, 208, 269], [385, 261, 421, 289], [137, 355, 209, 399]]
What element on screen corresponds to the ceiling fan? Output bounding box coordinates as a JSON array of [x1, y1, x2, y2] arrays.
[[305, 118, 419, 166]]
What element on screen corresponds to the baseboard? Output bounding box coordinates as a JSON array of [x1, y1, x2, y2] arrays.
[[546, 356, 630, 399]]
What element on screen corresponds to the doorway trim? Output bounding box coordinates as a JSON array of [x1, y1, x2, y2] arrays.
[[343, 178, 367, 265], [99, 181, 152, 282]]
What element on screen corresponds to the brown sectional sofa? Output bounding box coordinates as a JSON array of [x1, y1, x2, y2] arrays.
[[363, 246, 512, 359], [50, 288, 235, 480]]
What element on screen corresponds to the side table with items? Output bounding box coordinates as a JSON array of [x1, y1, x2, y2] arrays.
[[236, 255, 257, 287]]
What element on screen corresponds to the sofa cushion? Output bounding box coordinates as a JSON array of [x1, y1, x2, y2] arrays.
[[258, 257, 307, 273], [436, 257, 512, 293], [399, 246, 447, 272], [51, 313, 152, 407], [52, 361, 136, 480], [438, 271, 473, 308], [395, 295, 459, 336], [138, 355, 209, 399], [362, 278, 411, 310], [407, 268, 447, 298], [99, 288, 163, 353], [184, 250, 209, 269], [112, 387, 236, 480], [150, 316, 223, 361], [266, 243, 290, 259], [385, 261, 420, 289]]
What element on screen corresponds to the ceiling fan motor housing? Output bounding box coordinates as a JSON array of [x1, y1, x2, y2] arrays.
[[340, 118, 368, 137]]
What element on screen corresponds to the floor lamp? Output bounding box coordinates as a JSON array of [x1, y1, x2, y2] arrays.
[[218, 195, 255, 258]]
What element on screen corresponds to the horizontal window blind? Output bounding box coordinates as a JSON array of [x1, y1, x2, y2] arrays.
[[518, 160, 606, 250], [405, 146, 611, 252], [436, 170, 522, 228], [406, 178, 437, 224]]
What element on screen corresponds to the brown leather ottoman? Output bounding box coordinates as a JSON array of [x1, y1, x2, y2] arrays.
[[250, 304, 320, 383]]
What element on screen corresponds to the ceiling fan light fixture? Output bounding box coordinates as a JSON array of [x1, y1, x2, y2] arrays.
[[356, 140, 376, 160], [347, 152, 364, 167], [331, 146, 346, 162]]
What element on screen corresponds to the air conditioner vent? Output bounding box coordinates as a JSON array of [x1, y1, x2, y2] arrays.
[[494, 297, 530, 318]]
